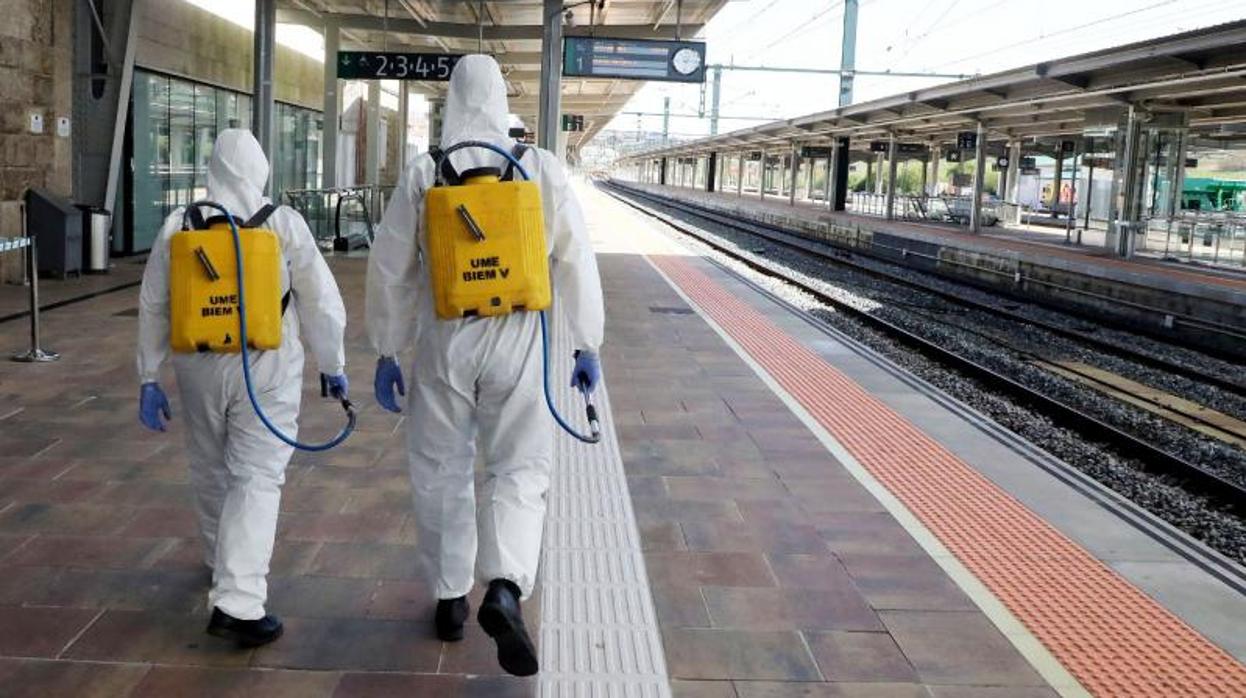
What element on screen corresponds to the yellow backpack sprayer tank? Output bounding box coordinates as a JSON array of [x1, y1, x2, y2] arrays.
[[170, 202, 356, 452], [424, 145, 551, 319], [424, 140, 601, 444], [169, 205, 284, 353]]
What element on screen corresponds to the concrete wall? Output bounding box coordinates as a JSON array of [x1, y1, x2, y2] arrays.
[[0, 0, 73, 283], [134, 0, 323, 111]]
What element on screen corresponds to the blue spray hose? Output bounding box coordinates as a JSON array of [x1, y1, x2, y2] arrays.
[[436, 140, 601, 444], [184, 202, 356, 452]]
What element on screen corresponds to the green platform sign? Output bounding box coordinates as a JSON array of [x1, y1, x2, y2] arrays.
[[563, 37, 706, 83]]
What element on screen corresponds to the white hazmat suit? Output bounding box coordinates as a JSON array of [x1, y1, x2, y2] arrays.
[[137, 129, 347, 620], [366, 55, 604, 601]]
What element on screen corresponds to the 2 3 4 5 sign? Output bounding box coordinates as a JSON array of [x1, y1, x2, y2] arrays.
[[337, 51, 462, 80]]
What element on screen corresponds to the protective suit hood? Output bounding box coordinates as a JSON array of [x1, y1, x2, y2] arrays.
[[207, 128, 269, 217], [441, 55, 510, 148]]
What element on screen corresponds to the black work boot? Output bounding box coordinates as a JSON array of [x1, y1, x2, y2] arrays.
[[206, 607, 284, 647], [478, 579, 538, 676], [435, 595, 470, 642]]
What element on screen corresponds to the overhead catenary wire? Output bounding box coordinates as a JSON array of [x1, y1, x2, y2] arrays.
[[927, 0, 1178, 71], [984, 0, 1234, 68], [886, 0, 1012, 71]]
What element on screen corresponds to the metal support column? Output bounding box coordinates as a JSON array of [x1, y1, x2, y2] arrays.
[[322, 17, 340, 188], [969, 121, 986, 233], [659, 157, 667, 185], [832, 137, 849, 212], [806, 157, 815, 201], [252, 0, 276, 188], [788, 144, 799, 206], [398, 81, 410, 166], [885, 133, 898, 220], [1007, 141, 1022, 202], [736, 153, 745, 196], [99, 3, 138, 232], [366, 80, 381, 186], [874, 153, 885, 194], [661, 97, 671, 144], [824, 155, 833, 208], [838, 0, 859, 107], [1115, 106, 1143, 257], [997, 141, 1010, 201], [428, 99, 444, 145], [1065, 140, 1080, 244], [919, 155, 928, 197], [538, 0, 563, 152], [1051, 148, 1064, 218], [752, 149, 762, 199], [709, 65, 723, 135], [1171, 130, 1188, 216], [1084, 138, 1095, 232], [929, 146, 940, 196]]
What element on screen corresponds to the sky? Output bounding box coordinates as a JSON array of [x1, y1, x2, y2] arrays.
[[183, 0, 1246, 142], [610, 0, 1246, 140]]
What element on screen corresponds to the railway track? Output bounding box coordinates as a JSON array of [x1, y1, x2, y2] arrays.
[[605, 182, 1246, 396], [601, 182, 1246, 515]]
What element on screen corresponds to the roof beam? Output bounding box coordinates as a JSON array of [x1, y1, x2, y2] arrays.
[[277, 8, 701, 40], [1047, 74, 1090, 90]]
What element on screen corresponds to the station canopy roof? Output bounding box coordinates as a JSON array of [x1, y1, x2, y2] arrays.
[[622, 19, 1246, 161], [276, 1, 728, 147]]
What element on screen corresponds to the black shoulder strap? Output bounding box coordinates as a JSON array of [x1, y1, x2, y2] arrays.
[[187, 206, 208, 230], [244, 203, 278, 228], [430, 146, 462, 186], [501, 143, 530, 182]]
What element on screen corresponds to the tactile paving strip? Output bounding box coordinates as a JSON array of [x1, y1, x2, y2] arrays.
[[537, 307, 671, 698], [649, 253, 1246, 698]]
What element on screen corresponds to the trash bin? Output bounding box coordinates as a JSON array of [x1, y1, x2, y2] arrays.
[[26, 189, 80, 278], [76, 205, 111, 274]]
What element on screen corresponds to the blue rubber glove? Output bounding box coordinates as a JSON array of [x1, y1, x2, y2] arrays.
[[571, 350, 601, 395], [323, 373, 349, 401], [374, 356, 405, 413], [139, 382, 172, 432]]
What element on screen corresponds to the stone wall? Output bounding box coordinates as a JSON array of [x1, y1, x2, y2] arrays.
[[0, 0, 73, 283]]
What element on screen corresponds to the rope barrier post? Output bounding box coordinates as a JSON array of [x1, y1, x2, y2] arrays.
[[12, 227, 59, 363]]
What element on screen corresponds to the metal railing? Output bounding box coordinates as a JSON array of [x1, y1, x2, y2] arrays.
[[1142, 212, 1246, 267], [846, 192, 1002, 227], [283, 185, 393, 251]]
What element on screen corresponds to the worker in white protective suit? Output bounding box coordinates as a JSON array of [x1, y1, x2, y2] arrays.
[[366, 55, 604, 676], [136, 129, 347, 648]]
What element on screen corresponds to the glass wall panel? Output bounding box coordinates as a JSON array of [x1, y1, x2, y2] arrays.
[[193, 84, 217, 202], [126, 69, 323, 253], [238, 95, 252, 132], [130, 73, 169, 252], [307, 115, 323, 190], [215, 91, 240, 133], [167, 78, 196, 212]]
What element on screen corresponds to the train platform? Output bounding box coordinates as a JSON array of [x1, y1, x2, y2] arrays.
[[609, 181, 1246, 360], [0, 182, 1244, 697]]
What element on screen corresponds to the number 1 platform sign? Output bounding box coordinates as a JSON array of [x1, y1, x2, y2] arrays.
[[337, 52, 463, 81]]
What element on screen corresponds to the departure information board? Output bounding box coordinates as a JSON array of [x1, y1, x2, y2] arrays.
[[337, 51, 462, 80], [563, 37, 707, 83]]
